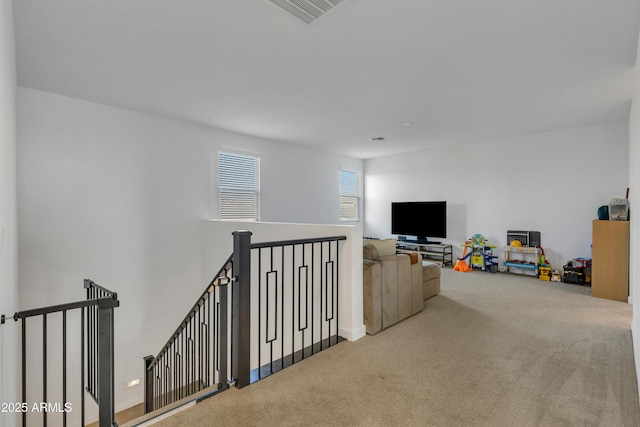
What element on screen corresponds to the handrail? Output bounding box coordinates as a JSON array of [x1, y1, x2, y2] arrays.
[[16, 280, 119, 427], [85, 278, 118, 297], [146, 254, 233, 371], [250, 235, 346, 249], [15, 281, 118, 320], [14, 297, 117, 320]]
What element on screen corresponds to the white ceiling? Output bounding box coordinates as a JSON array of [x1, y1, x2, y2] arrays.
[[12, 0, 640, 159]]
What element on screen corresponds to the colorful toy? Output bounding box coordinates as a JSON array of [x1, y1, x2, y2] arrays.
[[561, 259, 591, 285], [535, 246, 553, 280], [454, 244, 472, 272], [456, 234, 499, 273], [573, 258, 591, 284], [538, 266, 551, 281], [537, 246, 549, 267], [562, 260, 587, 285], [573, 258, 591, 268], [551, 271, 562, 282]]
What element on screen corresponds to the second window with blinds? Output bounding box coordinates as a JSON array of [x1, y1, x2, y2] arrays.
[[218, 151, 261, 221], [340, 169, 360, 222]]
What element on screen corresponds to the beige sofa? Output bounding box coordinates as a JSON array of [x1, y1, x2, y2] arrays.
[[363, 239, 423, 334], [422, 260, 441, 300]]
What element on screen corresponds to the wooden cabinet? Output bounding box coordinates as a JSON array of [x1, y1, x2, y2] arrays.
[[592, 220, 629, 302]]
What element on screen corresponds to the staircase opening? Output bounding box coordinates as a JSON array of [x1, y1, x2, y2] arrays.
[[141, 231, 347, 418], [9, 230, 347, 426]]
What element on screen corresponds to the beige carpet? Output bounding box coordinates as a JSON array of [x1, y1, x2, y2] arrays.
[[154, 269, 640, 426]]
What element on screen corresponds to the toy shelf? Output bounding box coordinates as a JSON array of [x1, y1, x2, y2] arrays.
[[503, 261, 537, 269], [503, 246, 540, 276]]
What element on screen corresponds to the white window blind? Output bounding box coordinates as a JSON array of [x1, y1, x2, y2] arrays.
[[340, 169, 360, 221], [219, 151, 261, 221]]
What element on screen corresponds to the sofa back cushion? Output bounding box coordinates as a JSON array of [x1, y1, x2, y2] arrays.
[[363, 239, 396, 259], [363, 243, 378, 260]]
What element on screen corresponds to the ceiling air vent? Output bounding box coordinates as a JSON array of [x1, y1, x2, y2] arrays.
[[266, 0, 346, 24]]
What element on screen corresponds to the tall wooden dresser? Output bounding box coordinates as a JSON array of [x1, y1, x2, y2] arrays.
[[591, 220, 629, 302]]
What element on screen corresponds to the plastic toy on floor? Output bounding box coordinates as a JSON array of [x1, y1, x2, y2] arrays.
[[456, 234, 499, 273], [537, 246, 552, 281], [538, 266, 551, 281], [454, 244, 473, 272], [537, 246, 550, 268]]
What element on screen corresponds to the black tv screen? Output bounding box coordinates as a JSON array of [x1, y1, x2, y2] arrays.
[[391, 201, 447, 243]]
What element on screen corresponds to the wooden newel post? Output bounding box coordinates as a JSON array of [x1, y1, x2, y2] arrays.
[[231, 230, 252, 388]]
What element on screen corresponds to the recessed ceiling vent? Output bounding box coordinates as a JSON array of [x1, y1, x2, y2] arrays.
[[266, 0, 346, 24]]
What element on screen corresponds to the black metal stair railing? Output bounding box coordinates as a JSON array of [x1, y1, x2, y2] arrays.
[[143, 256, 233, 413], [13, 279, 119, 427], [143, 230, 347, 414], [85, 280, 118, 405], [250, 235, 346, 382]]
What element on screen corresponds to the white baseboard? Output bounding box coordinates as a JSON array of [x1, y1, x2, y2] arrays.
[[339, 324, 366, 342], [632, 321, 640, 407], [629, 296, 634, 305]]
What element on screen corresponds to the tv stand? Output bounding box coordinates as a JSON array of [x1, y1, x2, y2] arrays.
[[396, 241, 453, 266], [398, 237, 441, 245]]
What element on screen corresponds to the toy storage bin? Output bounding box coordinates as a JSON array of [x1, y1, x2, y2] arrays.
[[609, 198, 629, 221]]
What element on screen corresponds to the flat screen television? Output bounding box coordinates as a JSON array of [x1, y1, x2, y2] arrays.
[[391, 201, 447, 243]]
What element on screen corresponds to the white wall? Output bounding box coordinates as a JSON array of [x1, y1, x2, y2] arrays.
[[630, 26, 640, 403], [17, 87, 363, 417], [364, 121, 629, 274], [0, 1, 19, 426]]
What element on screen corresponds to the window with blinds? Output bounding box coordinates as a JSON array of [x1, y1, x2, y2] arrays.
[[219, 151, 261, 221], [340, 169, 360, 221]]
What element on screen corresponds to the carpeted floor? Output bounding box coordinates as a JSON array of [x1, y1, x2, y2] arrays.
[[153, 269, 640, 426]]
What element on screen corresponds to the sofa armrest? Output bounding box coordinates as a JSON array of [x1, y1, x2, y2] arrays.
[[363, 259, 382, 334], [409, 254, 424, 313]]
